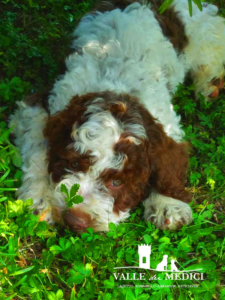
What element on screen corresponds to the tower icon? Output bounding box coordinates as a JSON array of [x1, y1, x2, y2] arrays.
[[138, 244, 151, 269]]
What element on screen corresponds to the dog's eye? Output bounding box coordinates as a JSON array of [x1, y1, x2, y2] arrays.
[[69, 161, 79, 170], [111, 179, 123, 187]]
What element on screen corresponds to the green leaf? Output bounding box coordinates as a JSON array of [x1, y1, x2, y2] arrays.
[[87, 227, 93, 235], [0, 253, 17, 256], [67, 195, 83, 207], [50, 245, 63, 255], [70, 195, 83, 205], [60, 184, 83, 207], [75, 263, 92, 276], [158, 0, 174, 14], [0, 169, 10, 183], [70, 288, 77, 300], [9, 266, 34, 276], [67, 262, 93, 285], [70, 183, 80, 197], [4, 294, 17, 300], [46, 235, 57, 249], [47, 292, 57, 300], [143, 234, 152, 244], [185, 261, 216, 272], [158, 237, 170, 244], [122, 289, 135, 300], [0, 197, 8, 202], [178, 237, 192, 252], [8, 200, 24, 217], [60, 184, 69, 198], [102, 293, 112, 300], [12, 146, 22, 167], [10, 275, 28, 289], [178, 292, 186, 300], [67, 273, 86, 285], [59, 237, 72, 251], [56, 290, 64, 300], [188, 0, 193, 16], [193, 0, 202, 11], [203, 292, 214, 300], [199, 227, 214, 236], [0, 126, 13, 144], [104, 275, 114, 289], [20, 285, 39, 295], [201, 281, 216, 291]]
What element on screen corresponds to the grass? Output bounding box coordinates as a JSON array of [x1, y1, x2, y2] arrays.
[[0, 0, 225, 299]]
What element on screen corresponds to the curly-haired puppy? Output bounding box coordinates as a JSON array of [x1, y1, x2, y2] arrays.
[[9, 0, 225, 232]]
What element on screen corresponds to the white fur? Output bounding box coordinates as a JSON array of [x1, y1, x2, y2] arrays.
[[144, 193, 193, 231], [8, 102, 54, 223]]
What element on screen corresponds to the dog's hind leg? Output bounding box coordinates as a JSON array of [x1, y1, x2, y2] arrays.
[[8, 100, 54, 224], [173, 0, 225, 100]]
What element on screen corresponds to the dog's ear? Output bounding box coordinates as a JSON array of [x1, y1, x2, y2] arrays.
[[43, 94, 94, 150], [24, 91, 50, 112], [43, 95, 88, 181], [43, 93, 101, 181], [145, 121, 191, 203]]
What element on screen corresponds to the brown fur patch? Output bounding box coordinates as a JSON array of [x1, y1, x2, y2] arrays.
[[151, 0, 188, 52], [43, 93, 97, 182], [135, 97, 191, 203]]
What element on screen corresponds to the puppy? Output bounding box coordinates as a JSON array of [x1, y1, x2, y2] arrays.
[[9, 0, 225, 232]]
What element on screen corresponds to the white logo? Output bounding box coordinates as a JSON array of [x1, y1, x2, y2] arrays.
[[114, 244, 201, 273], [113, 244, 204, 284]]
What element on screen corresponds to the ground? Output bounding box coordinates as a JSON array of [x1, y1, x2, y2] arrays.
[[0, 0, 225, 299]]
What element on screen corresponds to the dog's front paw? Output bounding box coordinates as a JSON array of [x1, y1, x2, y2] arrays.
[[19, 188, 54, 225], [33, 204, 54, 225], [144, 193, 192, 230], [30, 192, 54, 225]]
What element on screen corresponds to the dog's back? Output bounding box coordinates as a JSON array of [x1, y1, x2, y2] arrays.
[[49, 2, 186, 141]]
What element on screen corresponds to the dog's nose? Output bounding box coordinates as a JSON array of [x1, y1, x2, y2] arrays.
[[63, 209, 92, 232]]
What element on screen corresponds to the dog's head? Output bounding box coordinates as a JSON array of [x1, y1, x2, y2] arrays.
[[44, 92, 190, 232]]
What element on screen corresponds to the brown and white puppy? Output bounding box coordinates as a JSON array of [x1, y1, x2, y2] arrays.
[[9, 0, 225, 232]]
